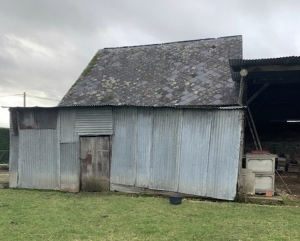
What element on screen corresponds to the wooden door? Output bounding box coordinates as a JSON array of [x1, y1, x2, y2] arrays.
[[80, 136, 110, 191]]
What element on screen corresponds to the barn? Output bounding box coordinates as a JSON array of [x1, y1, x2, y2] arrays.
[[9, 35, 246, 200]]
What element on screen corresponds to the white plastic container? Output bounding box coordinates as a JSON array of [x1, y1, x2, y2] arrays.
[[254, 173, 275, 194], [246, 154, 277, 173]]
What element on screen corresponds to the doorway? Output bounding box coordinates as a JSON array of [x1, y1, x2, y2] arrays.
[[80, 136, 110, 191]]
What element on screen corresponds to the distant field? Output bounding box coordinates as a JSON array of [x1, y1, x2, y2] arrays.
[[0, 189, 300, 240]]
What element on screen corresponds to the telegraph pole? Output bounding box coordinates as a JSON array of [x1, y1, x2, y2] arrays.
[[23, 92, 26, 107]]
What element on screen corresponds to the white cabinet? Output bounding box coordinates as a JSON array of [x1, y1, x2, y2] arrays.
[[245, 154, 276, 194], [246, 154, 276, 173], [254, 173, 275, 194]]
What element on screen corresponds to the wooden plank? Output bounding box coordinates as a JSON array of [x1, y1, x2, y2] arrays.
[[246, 114, 258, 151], [247, 83, 270, 105], [110, 183, 202, 198], [247, 108, 262, 151], [97, 136, 110, 190], [80, 136, 110, 191]]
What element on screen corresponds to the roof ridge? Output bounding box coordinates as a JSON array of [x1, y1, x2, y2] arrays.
[[102, 35, 242, 50]]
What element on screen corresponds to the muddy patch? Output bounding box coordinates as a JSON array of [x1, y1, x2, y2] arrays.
[[276, 170, 300, 201]]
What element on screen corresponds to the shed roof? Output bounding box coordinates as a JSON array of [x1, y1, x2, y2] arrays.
[[59, 35, 242, 107], [229, 56, 300, 83]]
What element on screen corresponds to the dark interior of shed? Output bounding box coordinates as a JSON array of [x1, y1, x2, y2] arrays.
[[244, 73, 300, 199], [245, 77, 300, 165]]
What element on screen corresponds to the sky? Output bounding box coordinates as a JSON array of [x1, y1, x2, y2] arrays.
[[1, 0, 300, 127]]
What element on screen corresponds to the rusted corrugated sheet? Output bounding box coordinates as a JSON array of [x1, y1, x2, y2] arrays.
[[75, 107, 113, 135], [60, 142, 80, 192], [18, 129, 59, 190], [110, 107, 243, 200], [59, 109, 78, 143]]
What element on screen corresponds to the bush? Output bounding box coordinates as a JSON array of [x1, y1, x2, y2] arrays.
[[0, 128, 9, 163]]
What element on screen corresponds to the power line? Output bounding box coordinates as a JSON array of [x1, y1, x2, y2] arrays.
[[26, 95, 60, 101], [0, 94, 23, 97], [0, 93, 60, 101]]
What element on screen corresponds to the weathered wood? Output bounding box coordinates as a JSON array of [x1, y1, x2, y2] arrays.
[[246, 114, 258, 151], [247, 83, 270, 105], [80, 136, 110, 191], [110, 183, 204, 198], [247, 108, 262, 151], [237, 76, 245, 106]]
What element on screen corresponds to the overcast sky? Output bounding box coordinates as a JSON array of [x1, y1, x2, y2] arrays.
[[0, 0, 300, 127]]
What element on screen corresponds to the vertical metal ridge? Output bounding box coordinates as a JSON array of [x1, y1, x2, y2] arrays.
[[18, 129, 59, 190], [60, 142, 80, 192], [110, 107, 243, 200]]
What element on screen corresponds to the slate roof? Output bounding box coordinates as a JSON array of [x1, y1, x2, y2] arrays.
[[59, 35, 242, 107]]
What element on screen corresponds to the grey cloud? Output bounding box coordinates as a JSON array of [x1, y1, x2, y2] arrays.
[[0, 0, 300, 127]]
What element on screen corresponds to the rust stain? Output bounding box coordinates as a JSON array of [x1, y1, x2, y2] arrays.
[[87, 151, 92, 165]]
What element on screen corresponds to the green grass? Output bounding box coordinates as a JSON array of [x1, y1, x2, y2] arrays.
[[0, 189, 300, 241]]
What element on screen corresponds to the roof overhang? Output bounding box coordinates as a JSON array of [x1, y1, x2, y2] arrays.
[[229, 56, 300, 84]]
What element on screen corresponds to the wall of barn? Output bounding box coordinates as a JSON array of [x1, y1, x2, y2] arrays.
[[110, 107, 244, 200], [9, 107, 113, 192], [9, 107, 243, 200]]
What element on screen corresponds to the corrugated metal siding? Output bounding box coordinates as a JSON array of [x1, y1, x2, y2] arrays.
[[75, 107, 113, 135], [135, 109, 152, 187], [9, 135, 19, 187], [60, 109, 78, 143], [206, 110, 243, 200], [60, 142, 80, 192], [18, 129, 59, 189], [9, 110, 19, 187], [178, 110, 212, 196], [18, 109, 57, 129], [149, 109, 181, 191], [111, 107, 243, 200], [111, 107, 136, 185]]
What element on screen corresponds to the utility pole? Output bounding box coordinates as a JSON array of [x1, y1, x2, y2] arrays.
[[23, 92, 26, 107]]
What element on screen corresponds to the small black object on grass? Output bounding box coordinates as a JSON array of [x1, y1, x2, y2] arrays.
[[169, 196, 182, 205]]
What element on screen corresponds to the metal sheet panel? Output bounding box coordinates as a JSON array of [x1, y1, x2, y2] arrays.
[[135, 108, 153, 187], [110, 107, 243, 200], [149, 108, 181, 191], [111, 107, 136, 185], [206, 110, 243, 200], [9, 135, 19, 187], [60, 142, 79, 192], [18, 129, 59, 189], [75, 107, 113, 135], [178, 109, 213, 196], [59, 109, 78, 143], [19, 109, 57, 129]]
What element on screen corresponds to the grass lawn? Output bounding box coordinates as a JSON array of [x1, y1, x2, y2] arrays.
[[0, 189, 300, 240]]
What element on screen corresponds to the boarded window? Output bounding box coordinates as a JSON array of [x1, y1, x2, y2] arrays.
[[19, 109, 58, 130]]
